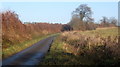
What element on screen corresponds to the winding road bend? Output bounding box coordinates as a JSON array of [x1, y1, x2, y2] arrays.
[[2, 35, 55, 65]]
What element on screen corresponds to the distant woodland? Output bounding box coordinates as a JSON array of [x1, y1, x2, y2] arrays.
[[1, 11, 62, 48], [62, 4, 117, 31]]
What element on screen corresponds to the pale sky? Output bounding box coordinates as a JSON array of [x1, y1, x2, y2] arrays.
[[1, 2, 118, 24]]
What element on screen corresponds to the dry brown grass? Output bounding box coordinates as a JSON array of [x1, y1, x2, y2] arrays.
[[61, 27, 120, 65]]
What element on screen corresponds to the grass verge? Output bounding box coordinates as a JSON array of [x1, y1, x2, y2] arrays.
[[39, 35, 93, 65], [3, 33, 59, 59]]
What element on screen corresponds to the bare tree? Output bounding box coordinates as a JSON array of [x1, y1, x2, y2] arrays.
[[100, 16, 109, 27], [69, 4, 96, 30], [72, 4, 93, 22], [109, 17, 117, 25], [100, 17, 109, 23], [100, 17, 117, 27]]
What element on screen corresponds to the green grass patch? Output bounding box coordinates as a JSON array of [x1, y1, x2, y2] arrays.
[[80, 27, 118, 37], [39, 35, 94, 65], [3, 33, 58, 59]]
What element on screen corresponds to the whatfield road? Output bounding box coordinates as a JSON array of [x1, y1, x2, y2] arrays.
[[2, 36, 55, 65]]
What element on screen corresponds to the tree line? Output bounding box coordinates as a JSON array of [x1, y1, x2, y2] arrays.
[[61, 4, 117, 31], [1, 11, 62, 48]]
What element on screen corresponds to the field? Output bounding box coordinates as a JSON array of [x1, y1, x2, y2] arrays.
[[40, 27, 120, 65]]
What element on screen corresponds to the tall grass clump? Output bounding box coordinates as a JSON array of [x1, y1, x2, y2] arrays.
[[61, 27, 120, 65]]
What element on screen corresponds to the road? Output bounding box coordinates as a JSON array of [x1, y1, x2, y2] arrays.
[[2, 35, 55, 65]]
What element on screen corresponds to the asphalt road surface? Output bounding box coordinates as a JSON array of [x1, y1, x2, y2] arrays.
[[2, 35, 55, 65]]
